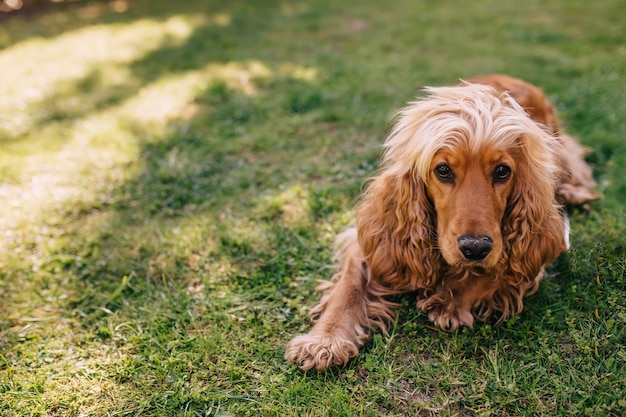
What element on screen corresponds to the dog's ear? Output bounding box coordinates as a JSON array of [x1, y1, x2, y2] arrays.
[[502, 139, 567, 284], [356, 169, 439, 290]]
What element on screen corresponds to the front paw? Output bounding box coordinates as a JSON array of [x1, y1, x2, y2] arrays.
[[417, 298, 474, 331], [285, 334, 360, 371]]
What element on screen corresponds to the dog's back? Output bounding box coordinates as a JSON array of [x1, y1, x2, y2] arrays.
[[469, 74, 560, 134]]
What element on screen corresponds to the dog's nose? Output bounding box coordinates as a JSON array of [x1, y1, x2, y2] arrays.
[[458, 235, 493, 260]]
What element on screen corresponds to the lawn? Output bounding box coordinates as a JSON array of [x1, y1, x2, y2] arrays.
[[0, 0, 624, 415]]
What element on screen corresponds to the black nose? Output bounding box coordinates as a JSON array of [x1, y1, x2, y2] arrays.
[[458, 235, 493, 260]]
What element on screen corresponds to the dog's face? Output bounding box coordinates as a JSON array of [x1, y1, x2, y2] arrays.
[[375, 83, 566, 277], [427, 144, 518, 268]]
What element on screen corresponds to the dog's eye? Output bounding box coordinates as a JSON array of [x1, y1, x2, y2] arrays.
[[494, 165, 511, 181], [435, 164, 454, 182]]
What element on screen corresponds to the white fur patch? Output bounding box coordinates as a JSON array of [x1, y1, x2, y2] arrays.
[[562, 210, 570, 250]]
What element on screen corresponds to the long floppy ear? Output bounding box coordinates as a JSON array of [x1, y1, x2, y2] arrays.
[[502, 135, 567, 286], [356, 168, 440, 291]]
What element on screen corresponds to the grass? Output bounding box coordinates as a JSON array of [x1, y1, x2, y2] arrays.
[[0, 0, 624, 415]]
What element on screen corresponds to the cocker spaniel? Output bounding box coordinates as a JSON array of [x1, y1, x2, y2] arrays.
[[285, 74, 598, 371]]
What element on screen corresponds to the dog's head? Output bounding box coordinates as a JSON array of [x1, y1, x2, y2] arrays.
[[357, 83, 566, 286]]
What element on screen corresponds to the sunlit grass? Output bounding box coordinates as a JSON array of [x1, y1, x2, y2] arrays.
[[1, 14, 310, 229], [0, 14, 209, 134], [0, 0, 624, 416]]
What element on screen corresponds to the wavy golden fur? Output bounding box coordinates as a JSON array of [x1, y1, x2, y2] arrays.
[[285, 74, 598, 371]]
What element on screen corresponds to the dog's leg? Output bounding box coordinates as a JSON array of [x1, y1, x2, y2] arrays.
[[556, 133, 598, 206], [285, 229, 396, 371], [417, 274, 497, 330], [418, 267, 547, 330]]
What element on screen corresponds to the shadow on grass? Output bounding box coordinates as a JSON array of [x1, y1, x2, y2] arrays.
[[2, 0, 287, 141], [0, 1, 380, 412], [0, 0, 256, 48]]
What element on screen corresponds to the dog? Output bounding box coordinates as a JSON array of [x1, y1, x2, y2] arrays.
[[285, 74, 598, 371]]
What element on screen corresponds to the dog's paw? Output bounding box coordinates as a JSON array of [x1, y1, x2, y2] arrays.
[[417, 298, 474, 331], [285, 334, 360, 371]]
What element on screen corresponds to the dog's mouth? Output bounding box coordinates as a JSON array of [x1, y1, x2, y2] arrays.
[[441, 253, 494, 268], [455, 258, 493, 271]]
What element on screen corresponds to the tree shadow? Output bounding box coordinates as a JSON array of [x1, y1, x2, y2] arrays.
[[0, 0, 250, 48], [1, 0, 286, 143], [1, 1, 382, 413]]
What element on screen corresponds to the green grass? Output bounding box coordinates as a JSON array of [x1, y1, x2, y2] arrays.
[[0, 0, 625, 415]]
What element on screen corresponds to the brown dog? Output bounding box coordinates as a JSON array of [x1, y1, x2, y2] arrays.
[[285, 75, 598, 371]]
